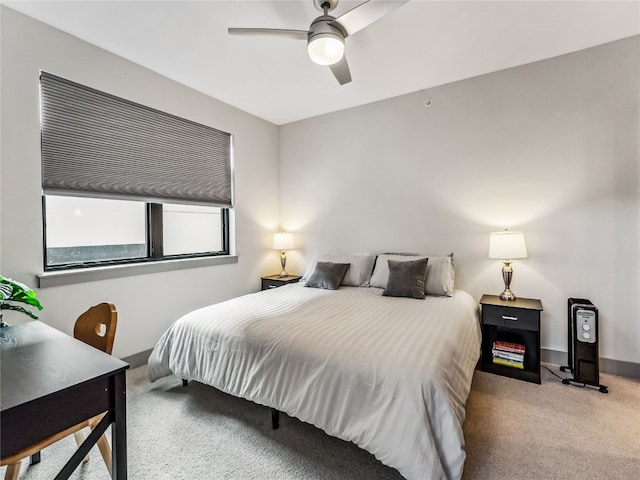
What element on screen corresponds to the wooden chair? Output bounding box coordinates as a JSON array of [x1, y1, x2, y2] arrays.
[[1, 303, 118, 480]]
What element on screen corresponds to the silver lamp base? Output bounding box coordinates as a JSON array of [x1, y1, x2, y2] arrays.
[[499, 260, 517, 301], [278, 251, 288, 278], [499, 289, 516, 301]]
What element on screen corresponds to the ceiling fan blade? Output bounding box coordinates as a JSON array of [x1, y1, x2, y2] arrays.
[[335, 0, 409, 37], [228, 28, 308, 40], [329, 56, 352, 85]]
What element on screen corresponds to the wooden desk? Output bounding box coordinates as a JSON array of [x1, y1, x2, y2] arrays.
[[0, 321, 129, 479]]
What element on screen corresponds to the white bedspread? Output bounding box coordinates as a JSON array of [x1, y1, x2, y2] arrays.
[[148, 285, 481, 480]]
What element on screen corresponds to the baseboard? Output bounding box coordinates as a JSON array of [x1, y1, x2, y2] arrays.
[[541, 348, 640, 379], [121, 348, 153, 369], [540, 348, 567, 367]]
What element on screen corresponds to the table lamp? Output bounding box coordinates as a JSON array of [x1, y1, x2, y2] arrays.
[[273, 232, 294, 277], [489, 230, 528, 301]]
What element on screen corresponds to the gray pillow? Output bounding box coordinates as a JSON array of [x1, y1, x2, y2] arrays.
[[305, 262, 350, 290], [302, 253, 376, 287], [370, 253, 455, 296], [382, 258, 428, 299]]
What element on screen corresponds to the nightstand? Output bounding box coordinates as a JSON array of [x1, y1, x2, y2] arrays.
[[480, 294, 543, 384], [261, 274, 302, 291]]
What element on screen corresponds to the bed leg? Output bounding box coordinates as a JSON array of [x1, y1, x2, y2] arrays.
[[182, 379, 188, 387], [271, 408, 280, 429]]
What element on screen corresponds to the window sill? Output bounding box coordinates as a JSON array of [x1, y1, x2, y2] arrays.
[[37, 255, 238, 288]]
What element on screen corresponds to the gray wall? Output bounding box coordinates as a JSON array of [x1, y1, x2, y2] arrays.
[[0, 7, 281, 358], [280, 36, 640, 367]]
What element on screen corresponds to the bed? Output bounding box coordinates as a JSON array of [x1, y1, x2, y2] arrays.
[[148, 253, 481, 480]]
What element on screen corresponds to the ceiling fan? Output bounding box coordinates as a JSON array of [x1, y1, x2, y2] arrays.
[[228, 0, 409, 85]]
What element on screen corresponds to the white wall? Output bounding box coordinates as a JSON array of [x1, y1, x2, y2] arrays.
[[0, 7, 281, 358], [280, 36, 640, 366]]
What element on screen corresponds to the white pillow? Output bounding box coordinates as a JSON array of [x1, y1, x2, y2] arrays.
[[370, 253, 455, 296], [425, 254, 455, 297], [302, 253, 376, 287]]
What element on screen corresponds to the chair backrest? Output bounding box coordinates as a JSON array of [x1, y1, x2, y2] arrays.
[[73, 303, 118, 354]]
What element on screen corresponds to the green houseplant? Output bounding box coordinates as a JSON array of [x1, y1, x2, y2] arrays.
[[0, 275, 43, 327]]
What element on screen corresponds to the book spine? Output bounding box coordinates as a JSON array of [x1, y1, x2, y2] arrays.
[[492, 358, 525, 369], [492, 350, 525, 362], [492, 343, 525, 354], [493, 341, 525, 352]]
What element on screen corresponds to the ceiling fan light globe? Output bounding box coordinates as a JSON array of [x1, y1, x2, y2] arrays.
[[307, 34, 345, 66]]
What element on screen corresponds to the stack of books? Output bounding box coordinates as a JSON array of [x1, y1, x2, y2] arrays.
[[492, 340, 525, 369]]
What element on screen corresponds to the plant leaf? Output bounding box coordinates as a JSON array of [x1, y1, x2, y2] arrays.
[[0, 275, 43, 310], [0, 303, 39, 319]]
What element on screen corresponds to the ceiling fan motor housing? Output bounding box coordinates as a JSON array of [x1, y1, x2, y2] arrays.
[[307, 15, 347, 65], [308, 15, 347, 42]]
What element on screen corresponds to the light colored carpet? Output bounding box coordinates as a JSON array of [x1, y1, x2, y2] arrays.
[[462, 366, 640, 479], [2, 364, 638, 479]]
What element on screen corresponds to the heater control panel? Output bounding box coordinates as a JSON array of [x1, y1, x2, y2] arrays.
[[575, 308, 596, 343]]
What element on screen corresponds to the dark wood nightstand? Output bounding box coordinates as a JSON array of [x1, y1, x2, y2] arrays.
[[480, 294, 543, 384], [261, 274, 302, 291]]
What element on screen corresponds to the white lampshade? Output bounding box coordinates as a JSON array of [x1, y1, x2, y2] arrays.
[[489, 231, 528, 260], [307, 34, 345, 65], [272, 232, 294, 251]]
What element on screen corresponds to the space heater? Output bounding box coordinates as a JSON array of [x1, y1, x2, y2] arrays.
[[560, 298, 608, 393]]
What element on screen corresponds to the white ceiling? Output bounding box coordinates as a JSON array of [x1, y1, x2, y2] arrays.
[[4, 1, 639, 125]]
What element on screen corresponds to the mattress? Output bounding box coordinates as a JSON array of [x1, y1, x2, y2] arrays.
[[148, 284, 481, 480]]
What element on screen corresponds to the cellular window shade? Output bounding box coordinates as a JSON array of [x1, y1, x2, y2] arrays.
[[40, 72, 233, 207]]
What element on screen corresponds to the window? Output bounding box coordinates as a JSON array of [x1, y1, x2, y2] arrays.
[[39, 72, 233, 273], [44, 196, 229, 270], [162, 204, 223, 256], [44, 196, 146, 266]]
